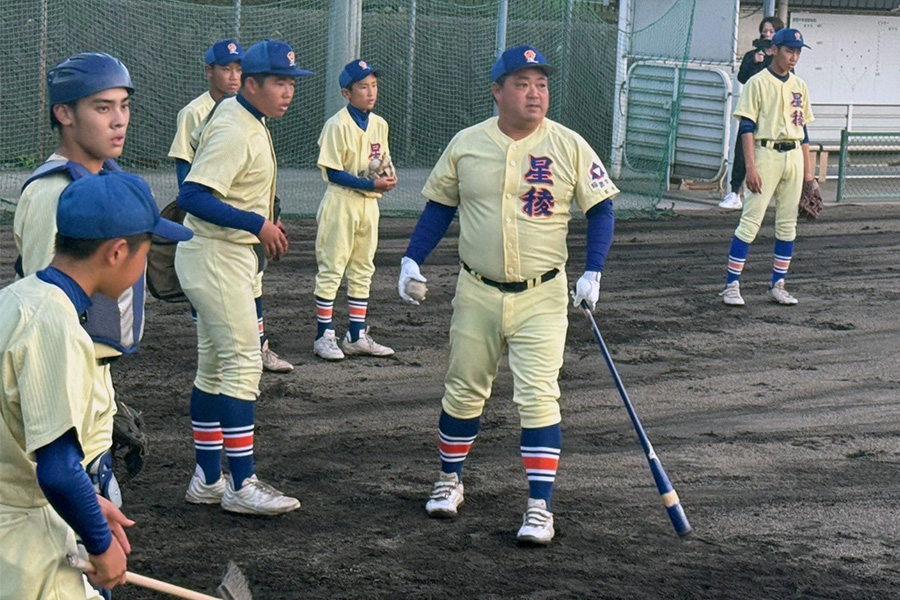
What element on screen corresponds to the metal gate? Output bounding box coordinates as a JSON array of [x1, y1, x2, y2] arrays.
[[624, 62, 732, 183]]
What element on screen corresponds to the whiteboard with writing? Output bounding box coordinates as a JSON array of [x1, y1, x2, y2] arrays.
[[791, 12, 900, 105]]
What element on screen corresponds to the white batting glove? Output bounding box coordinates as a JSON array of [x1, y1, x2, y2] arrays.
[[572, 271, 602, 311], [399, 256, 427, 305]]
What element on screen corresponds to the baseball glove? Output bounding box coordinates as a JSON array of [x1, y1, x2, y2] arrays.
[[366, 155, 396, 180], [799, 179, 824, 220], [112, 400, 149, 485]]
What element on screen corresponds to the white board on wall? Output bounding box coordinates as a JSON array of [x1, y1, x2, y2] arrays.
[[791, 12, 900, 105]]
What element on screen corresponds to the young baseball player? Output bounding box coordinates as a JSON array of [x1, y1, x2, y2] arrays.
[[0, 173, 192, 598], [720, 16, 784, 210], [13, 53, 150, 521], [719, 28, 815, 306], [174, 40, 312, 515], [399, 46, 618, 545], [312, 59, 398, 361], [168, 39, 293, 373]]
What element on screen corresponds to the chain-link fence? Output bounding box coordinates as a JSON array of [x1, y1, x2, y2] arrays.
[[836, 131, 900, 203], [0, 0, 696, 217]]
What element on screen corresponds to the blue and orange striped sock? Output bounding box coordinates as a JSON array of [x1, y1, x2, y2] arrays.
[[315, 296, 335, 339], [348, 297, 368, 342], [727, 236, 751, 284], [772, 239, 795, 286], [521, 424, 562, 511], [220, 395, 255, 490], [190, 387, 222, 485], [438, 410, 480, 478]]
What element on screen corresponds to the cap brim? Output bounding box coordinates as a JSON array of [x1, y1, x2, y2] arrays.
[[215, 56, 244, 65], [275, 67, 315, 77], [153, 218, 193, 242], [507, 64, 556, 78]]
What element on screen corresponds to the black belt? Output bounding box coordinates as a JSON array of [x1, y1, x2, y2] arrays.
[[758, 139, 798, 152], [462, 262, 559, 293]]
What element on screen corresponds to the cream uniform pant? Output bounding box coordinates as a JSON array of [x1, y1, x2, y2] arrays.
[[442, 268, 568, 429], [175, 237, 262, 401], [314, 186, 379, 299], [736, 144, 804, 243], [0, 504, 101, 600]]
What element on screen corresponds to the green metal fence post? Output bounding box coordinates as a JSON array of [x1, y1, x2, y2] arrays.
[[836, 129, 848, 204]]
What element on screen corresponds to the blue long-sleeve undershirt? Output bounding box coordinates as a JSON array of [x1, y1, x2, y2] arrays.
[[405, 201, 457, 264], [585, 200, 615, 272], [327, 168, 376, 191], [35, 429, 112, 556], [175, 159, 191, 189], [177, 182, 265, 234]]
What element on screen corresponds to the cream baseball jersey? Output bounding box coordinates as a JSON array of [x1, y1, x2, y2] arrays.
[[0, 277, 114, 508], [168, 91, 215, 163], [422, 116, 619, 283], [14, 153, 71, 276], [317, 107, 391, 199], [184, 97, 276, 244], [734, 69, 815, 141]]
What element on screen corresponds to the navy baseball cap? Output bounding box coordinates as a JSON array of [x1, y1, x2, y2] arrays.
[[491, 45, 555, 83], [205, 39, 244, 66], [242, 40, 314, 77], [772, 28, 810, 49], [58, 173, 193, 242], [340, 59, 381, 89]]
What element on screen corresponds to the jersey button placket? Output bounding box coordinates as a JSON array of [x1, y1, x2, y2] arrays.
[[503, 147, 520, 281]]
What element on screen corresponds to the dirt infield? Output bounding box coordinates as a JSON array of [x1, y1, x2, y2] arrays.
[[3, 204, 900, 599]]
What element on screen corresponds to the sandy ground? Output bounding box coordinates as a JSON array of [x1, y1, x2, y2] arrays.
[[2, 204, 900, 599]]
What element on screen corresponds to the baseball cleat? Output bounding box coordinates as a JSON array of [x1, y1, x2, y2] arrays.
[[184, 465, 227, 504], [261, 340, 293, 372], [221, 474, 301, 516], [718, 192, 743, 210], [769, 280, 799, 305], [425, 471, 464, 518], [516, 498, 555, 545], [719, 281, 745, 306], [341, 327, 394, 357], [313, 329, 345, 361]]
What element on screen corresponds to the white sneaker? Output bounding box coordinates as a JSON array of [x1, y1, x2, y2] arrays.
[[425, 472, 464, 518], [770, 280, 799, 305], [718, 192, 742, 210], [517, 498, 555, 545], [719, 281, 745, 306], [184, 465, 226, 504], [261, 340, 293, 373], [341, 327, 395, 357], [221, 474, 301, 516], [313, 329, 345, 361]]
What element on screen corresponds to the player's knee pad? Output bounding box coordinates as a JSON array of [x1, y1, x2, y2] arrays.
[[441, 394, 486, 421], [734, 221, 761, 245], [773, 222, 797, 243], [516, 398, 562, 429]]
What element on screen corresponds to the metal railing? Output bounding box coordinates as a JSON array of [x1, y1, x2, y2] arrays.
[[836, 131, 900, 203]]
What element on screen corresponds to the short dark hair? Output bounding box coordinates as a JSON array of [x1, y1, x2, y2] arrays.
[[343, 74, 379, 92], [49, 101, 77, 130], [759, 16, 785, 34], [240, 73, 269, 87], [55, 232, 151, 259]]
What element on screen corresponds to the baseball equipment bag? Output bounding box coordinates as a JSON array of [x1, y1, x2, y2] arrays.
[[799, 179, 824, 220], [146, 200, 189, 302]]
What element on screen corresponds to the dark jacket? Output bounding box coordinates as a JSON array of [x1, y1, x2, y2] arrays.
[[737, 48, 771, 84]]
